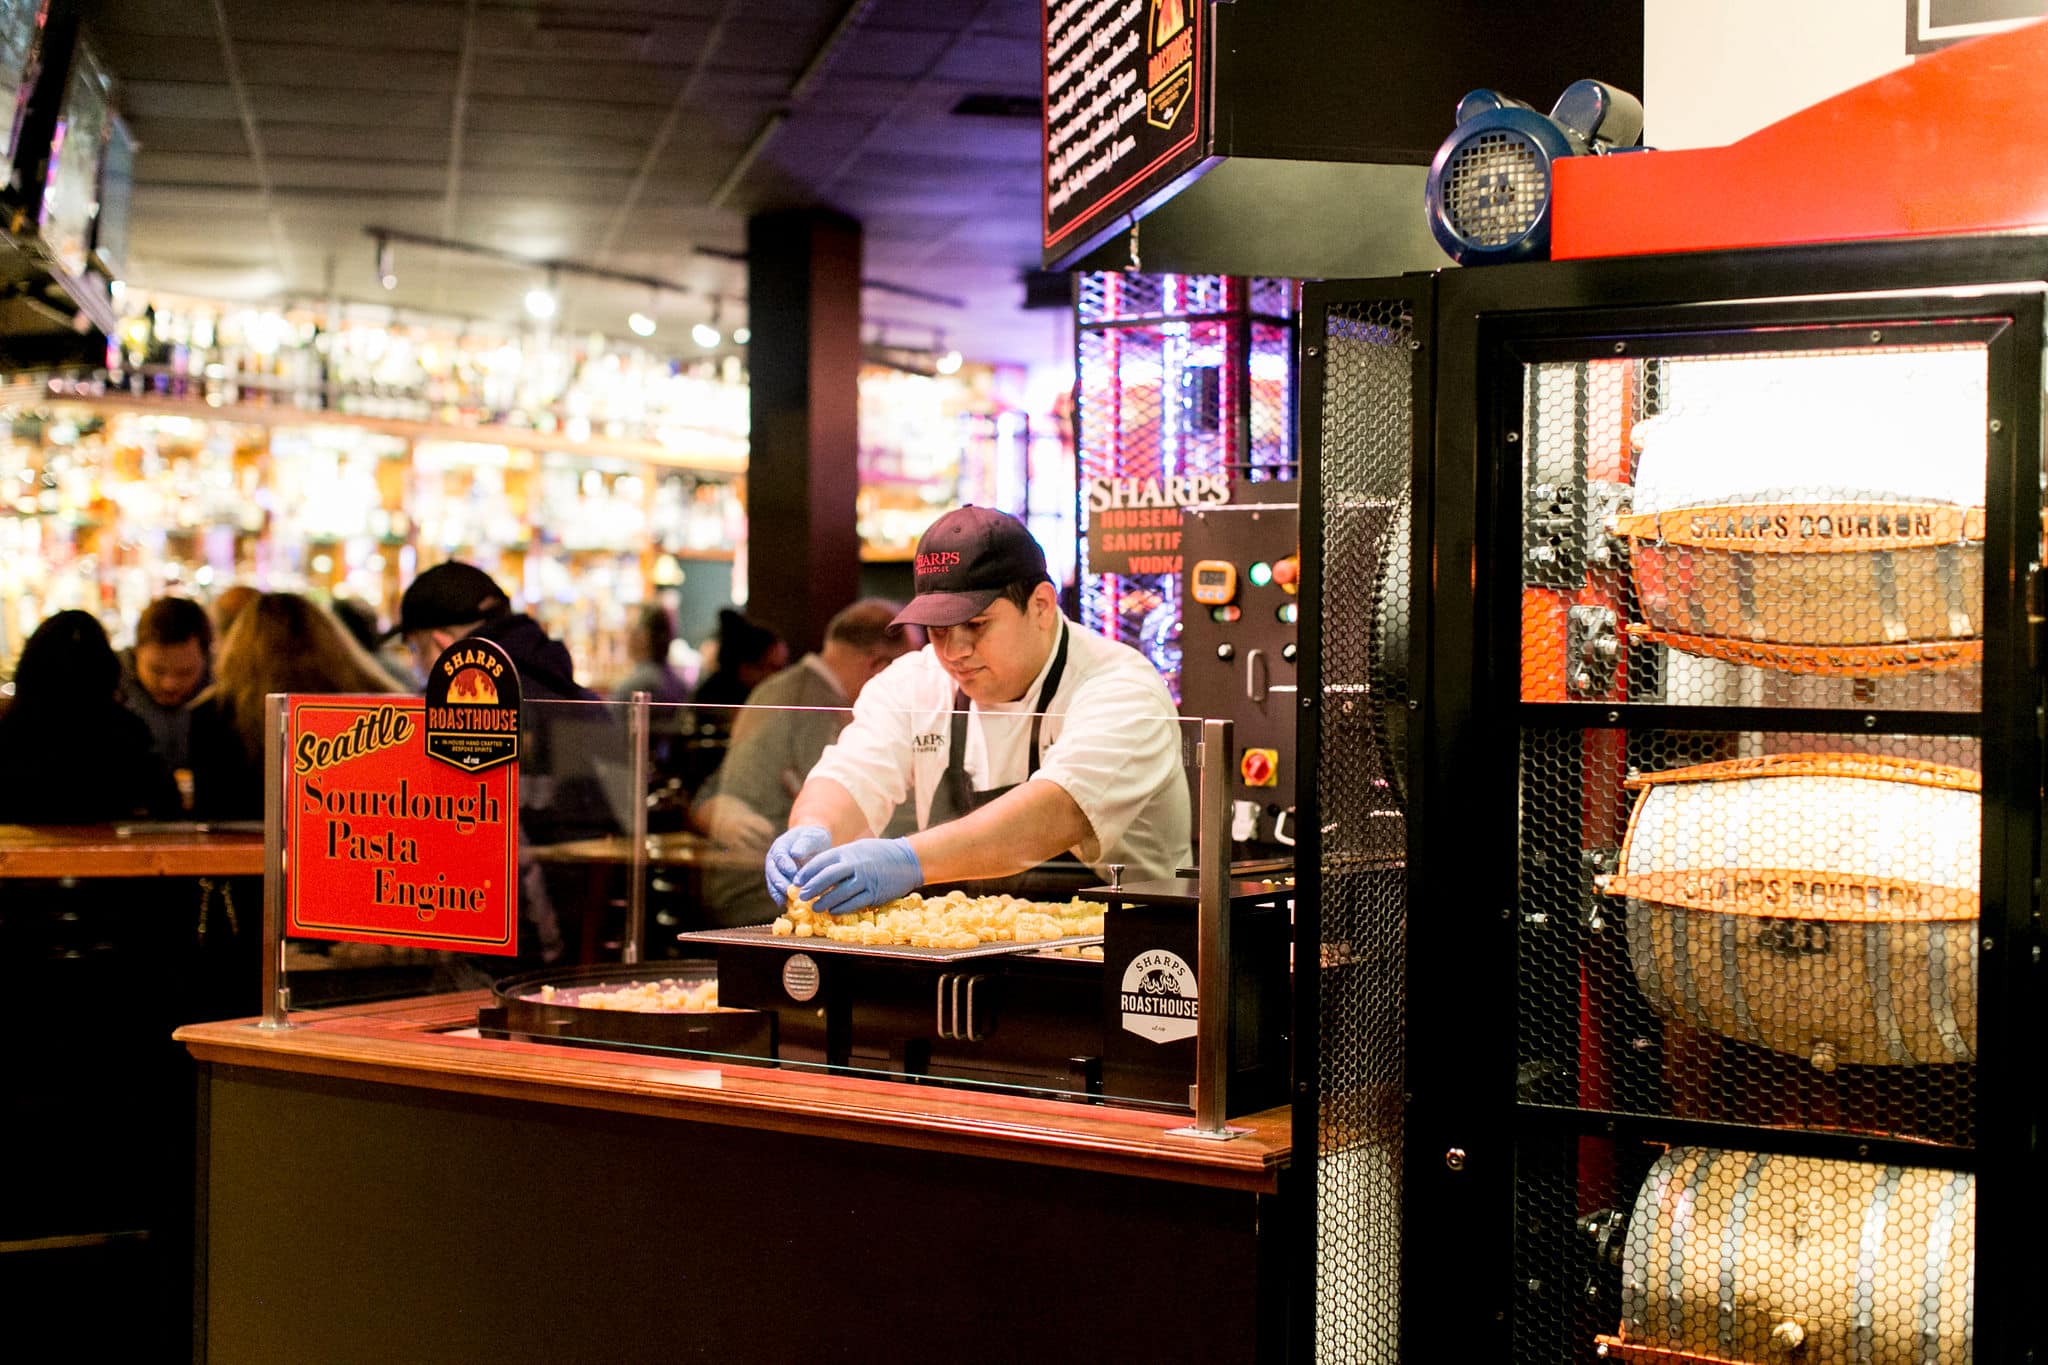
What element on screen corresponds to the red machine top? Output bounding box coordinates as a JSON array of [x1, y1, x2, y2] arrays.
[[1552, 19, 2048, 259]]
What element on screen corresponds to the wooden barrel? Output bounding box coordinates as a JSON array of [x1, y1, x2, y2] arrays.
[[1612, 358, 1987, 676], [1601, 754, 1979, 1069], [1613, 504, 1983, 675], [1601, 1147, 1974, 1365]]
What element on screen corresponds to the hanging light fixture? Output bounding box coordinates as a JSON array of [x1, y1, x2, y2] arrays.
[[693, 298, 723, 349], [628, 310, 657, 337], [732, 323, 751, 346], [376, 235, 397, 291], [525, 269, 559, 320], [935, 331, 963, 375]]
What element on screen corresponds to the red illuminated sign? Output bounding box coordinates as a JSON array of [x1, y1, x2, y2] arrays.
[[286, 695, 519, 955]]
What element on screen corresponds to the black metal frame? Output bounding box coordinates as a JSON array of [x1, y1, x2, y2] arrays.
[[1298, 234, 2048, 1364]]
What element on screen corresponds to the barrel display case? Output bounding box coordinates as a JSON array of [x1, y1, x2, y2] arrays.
[[1297, 238, 2047, 1365]]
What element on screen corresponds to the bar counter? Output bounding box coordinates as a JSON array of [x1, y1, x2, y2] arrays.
[[179, 994, 1297, 1363], [0, 823, 264, 879]]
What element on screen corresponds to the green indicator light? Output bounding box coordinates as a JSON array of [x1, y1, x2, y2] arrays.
[[1277, 602, 1298, 624], [1247, 561, 1273, 588]]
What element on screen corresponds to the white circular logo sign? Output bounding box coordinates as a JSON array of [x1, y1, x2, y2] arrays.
[[781, 952, 821, 1003], [1119, 949, 1198, 1043]]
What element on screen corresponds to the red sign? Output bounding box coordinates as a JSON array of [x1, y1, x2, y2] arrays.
[[287, 695, 518, 955]]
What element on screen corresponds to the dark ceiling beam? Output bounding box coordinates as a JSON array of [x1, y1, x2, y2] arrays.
[[812, 0, 1005, 200], [707, 0, 874, 210], [431, 0, 480, 310], [206, 0, 294, 275], [593, 0, 742, 262]]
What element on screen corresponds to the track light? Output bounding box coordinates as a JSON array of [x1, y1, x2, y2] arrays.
[[732, 324, 751, 346], [936, 345, 963, 376], [693, 298, 724, 349], [629, 311, 657, 337], [376, 236, 397, 291], [525, 270, 558, 320]]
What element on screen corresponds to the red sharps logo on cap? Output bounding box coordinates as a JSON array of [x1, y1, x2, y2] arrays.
[[915, 550, 962, 578]]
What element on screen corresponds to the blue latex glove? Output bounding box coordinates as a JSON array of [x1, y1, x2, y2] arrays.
[[765, 825, 831, 907], [793, 837, 924, 916]]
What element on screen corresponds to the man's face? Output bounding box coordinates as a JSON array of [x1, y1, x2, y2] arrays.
[[405, 628, 456, 680], [135, 639, 207, 708], [926, 592, 1050, 704]]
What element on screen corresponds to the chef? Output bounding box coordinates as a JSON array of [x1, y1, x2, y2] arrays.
[[768, 506, 1191, 916]]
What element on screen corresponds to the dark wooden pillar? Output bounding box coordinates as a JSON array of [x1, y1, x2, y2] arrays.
[[745, 208, 863, 655]]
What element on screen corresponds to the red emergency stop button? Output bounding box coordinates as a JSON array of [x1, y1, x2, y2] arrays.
[[1240, 747, 1279, 787], [1272, 555, 1300, 595]]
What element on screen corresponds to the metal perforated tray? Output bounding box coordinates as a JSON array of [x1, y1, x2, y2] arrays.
[[675, 924, 1105, 963]]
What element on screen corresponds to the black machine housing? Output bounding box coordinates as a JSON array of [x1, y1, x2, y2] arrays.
[[1295, 236, 2048, 1364]]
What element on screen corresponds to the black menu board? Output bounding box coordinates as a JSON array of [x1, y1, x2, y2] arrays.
[[1042, 0, 1214, 269]]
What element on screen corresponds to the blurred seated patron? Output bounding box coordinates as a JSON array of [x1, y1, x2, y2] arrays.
[[0, 610, 180, 823], [612, 603, 690, 705], [329, 595, 418, 690], [189, 593, 404, 820], [391, 561, 593, 703], [691, 608, 787, 712], [122, 595, 212, 776], [210, 584, 260, 650], [691, 599, 921, 924]]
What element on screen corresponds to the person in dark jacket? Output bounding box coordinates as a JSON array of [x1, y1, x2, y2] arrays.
[[0, 611, 180, 824], [391, 561, 594, 703], [120, 595, 212, 783], [389, 561, 597, 971], [691, 607, 787, 710]]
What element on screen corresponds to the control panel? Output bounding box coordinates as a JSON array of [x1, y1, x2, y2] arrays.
[[1178, 484, 1298, 848]]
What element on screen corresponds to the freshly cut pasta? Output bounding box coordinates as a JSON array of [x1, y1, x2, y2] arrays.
[[770, 886, 1107, 949], [535, 978, 719, 1012]]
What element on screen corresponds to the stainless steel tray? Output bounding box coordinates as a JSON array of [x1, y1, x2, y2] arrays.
[[675, 924, 1105, 963]]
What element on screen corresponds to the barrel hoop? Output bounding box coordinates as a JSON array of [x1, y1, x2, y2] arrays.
[[1855, 1166, 1904, 1365], [1919, 1172, 1969, 1365], [1670, 909, 1710, 1032], [1720, 912, 1758, 1046], [1624, 1155, 1676, 1333], [1719, 1152, 1768, 1358], [1864, 923, 1911, 1064], [1668, 1151, 1712, 1343], [1926, 923, 1973, 1063], [1627, 900, 1668, 1017], [1935, 540, 1973, 639], [1873, 549, 1909, 644]]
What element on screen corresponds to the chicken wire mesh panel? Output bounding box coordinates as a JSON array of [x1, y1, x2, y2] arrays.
[[1516, 727, 1980, 1150], [1247, 320, 1296, 482], [1518, 345, 1988, 712], [1514, 1133, 1975, 1365], [1313, 297, 1415, 1364]]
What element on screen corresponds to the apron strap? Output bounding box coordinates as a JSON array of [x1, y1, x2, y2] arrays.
[[944, 620, 1070, 813]]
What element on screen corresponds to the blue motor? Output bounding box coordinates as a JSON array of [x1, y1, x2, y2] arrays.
[[1425, 78, 1644, 266]]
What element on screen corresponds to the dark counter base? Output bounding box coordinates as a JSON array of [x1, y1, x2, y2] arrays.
[[198, 1062, 1291, 1364]]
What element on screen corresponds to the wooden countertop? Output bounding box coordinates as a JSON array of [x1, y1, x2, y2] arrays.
[[526, 830, 758, 869], [0, 823, 265, 878], [177, 994, 1292, 1193]]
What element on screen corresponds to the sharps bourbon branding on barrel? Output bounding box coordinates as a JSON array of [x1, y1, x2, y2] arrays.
[[1120, 948, 1198, 1043], [424, 636, 522, 772]]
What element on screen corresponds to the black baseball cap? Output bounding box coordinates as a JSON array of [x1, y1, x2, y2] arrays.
[[892, 506, 1050, 628], [387, 561, 511, 639]]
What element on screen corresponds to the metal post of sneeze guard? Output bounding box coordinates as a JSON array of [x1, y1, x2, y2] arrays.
[[1170, 716, 1249, 1140], [257, 692, 291, 1029], [623, 689, 651, 965]]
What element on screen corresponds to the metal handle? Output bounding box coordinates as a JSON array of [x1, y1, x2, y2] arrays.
[[1245, 647, 1268, 703], [624, 689, 651, 965], [1170, 716, 1243, 1140], [259, 693, 290, 1029]]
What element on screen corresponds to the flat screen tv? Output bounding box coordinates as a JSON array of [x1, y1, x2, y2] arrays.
[[39, 33, 106, 276]]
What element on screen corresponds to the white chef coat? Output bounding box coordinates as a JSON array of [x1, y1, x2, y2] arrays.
[[805, 620, 1192, 882]]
